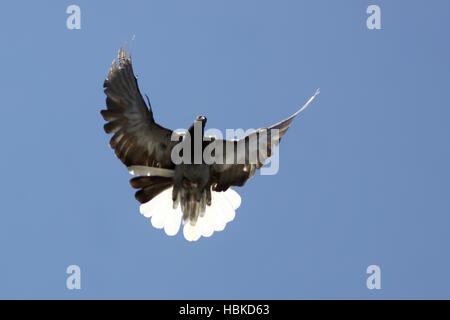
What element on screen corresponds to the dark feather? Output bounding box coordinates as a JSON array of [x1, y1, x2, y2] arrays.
[[101, 48, 180, 169], [100, 109, 124, 121], [130, 176, 172, 189], [209, 90, 319, 191], [133, 177, 173, 204], [104, 119, 127, 134]]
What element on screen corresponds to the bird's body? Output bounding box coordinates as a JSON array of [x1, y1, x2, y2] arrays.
[[101, 48, 319, 241], [173, 163, 212, 224]]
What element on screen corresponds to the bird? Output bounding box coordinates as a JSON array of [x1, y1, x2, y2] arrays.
[[101, 48, 319, 241]]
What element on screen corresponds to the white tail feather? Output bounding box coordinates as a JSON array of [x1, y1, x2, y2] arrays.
[[183, 222, 202, 241], [164, 207, 183, 236], [223, 188, 242, 210], [139, 187, 242, 241]]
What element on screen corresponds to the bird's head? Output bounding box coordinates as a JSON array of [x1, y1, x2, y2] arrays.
[[195, 115, 207, 126], [194, 115, 207, 132], [188, 115, 207, 138]]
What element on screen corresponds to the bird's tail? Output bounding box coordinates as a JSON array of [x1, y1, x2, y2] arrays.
[[127, 165, 242, 241], [139, 187, 242, 241]]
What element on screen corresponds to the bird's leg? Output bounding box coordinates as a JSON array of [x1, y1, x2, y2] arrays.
[[195, 178, 209, 202], [205, 182, 212, 206], [172, 187, 180, 209], [172, 166, 184, 209]]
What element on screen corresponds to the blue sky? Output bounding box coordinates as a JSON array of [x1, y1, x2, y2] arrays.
[[0, 0, 449, 299]]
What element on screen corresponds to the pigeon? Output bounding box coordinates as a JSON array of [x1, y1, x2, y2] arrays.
[[101, 48, 319, 241]]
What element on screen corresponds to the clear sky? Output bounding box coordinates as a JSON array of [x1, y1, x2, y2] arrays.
[[0, 0, 449, 299]]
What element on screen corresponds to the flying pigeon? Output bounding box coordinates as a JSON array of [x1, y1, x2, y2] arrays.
[[101, 48, 319, 241]]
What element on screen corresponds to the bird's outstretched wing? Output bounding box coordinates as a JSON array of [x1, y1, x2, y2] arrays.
[[209, 89, 320, 191], [101, 48, 179, 169]]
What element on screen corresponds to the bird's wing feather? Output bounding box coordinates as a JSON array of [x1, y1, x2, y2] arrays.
[[209, 89, 319, 191], [101, 48, 180, 169]]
